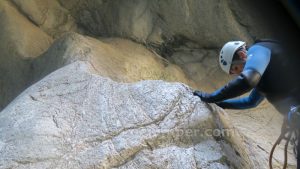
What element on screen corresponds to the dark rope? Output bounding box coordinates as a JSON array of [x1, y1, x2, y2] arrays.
[[269, 120, 292, 169]]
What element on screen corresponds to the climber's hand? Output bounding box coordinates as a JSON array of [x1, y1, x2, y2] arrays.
[[193, 90, 211, 102]]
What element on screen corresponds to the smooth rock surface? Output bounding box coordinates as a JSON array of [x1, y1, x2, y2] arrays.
[[31, 32, 195, 86], [0, 0, 53, 110], [11, 0, 78, 38], [59, 0, 252, 47]]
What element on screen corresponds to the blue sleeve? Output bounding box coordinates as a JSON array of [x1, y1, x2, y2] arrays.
[[216, 88, 265, 109], [244, 45, 271, 75]]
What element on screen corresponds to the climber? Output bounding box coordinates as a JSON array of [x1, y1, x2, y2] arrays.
[[193, 39, 300, 169]]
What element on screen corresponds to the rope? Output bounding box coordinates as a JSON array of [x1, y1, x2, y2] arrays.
[[269, 120, 292, 169], [284, 132, 292, 168]]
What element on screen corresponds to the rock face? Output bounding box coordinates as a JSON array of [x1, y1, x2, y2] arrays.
[[58, 0, 299, 49], [0, 0, 53, 110], [11, 0, 78, 38], [0, 0, 299, 168], [1, 0, 298, 109], [59, 0, 251, 48], [0, 61, 236, 169], [0, 31, 194, 110], [31, 32, 195, 86]]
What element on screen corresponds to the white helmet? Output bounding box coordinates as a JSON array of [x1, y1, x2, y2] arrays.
[[219, 41, 246, 74]]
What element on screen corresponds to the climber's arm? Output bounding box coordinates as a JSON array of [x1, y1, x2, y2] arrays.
[[193, 69, 260, 103], [215, 88, 265, 109]]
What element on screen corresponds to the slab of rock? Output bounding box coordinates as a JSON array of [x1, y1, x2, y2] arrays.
[[0, 61, 235, 169]]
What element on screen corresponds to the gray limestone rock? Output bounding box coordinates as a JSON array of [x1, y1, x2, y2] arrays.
[[0, 61, 234, 169]]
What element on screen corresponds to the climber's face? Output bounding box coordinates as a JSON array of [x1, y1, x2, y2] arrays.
[[229, 48, 247, 75], [230, 64, 245, 75]]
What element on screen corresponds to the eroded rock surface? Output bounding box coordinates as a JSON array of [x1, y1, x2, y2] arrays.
[[0, 31, 194, 110], [0, 61, 236, 169]]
